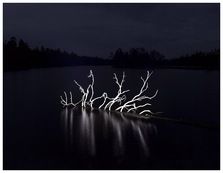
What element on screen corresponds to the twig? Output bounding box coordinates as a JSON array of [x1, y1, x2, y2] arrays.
[[104, 72, 130, 111], [116, 71, 158, 113]]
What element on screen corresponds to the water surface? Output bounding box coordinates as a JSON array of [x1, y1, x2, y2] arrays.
[[3, 66, 220, 169]]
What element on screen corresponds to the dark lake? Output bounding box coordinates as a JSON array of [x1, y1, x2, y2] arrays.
[[3, 66, 220, 170]]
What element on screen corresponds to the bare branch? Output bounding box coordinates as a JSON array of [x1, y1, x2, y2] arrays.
[[90, 92, 109, 110], [139, 110, 153, 115], [104, 72, 129, 111], [60, 70, 159, 117], [69, 91, 73, 103], [88, 70, 95, 104], [116, 71, 158, 113], [74, 80, 90, 108], [127, 103, 151, 113], [98, 93, 112, 109], [74, 80, 85, 94], [83, 85, 91, 107], [60, 91, 76, 107]]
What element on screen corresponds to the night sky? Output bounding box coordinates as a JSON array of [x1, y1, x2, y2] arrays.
[[3, 3, 220, 59]]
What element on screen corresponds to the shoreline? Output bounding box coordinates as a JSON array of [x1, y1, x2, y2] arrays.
[[4, 64, 220, 72]]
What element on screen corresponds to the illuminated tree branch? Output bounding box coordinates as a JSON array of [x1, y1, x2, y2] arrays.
[[127, 103, 151, 113], [104, 72, 130, 111], [60, 70, 159, 117], [60, 91, 76, 107], [116, 71, 158, 113], [98, 93, 112, 109], [74, 80, 90, 108], [139, 110, 153, 115], [88, 70, 95, 106]]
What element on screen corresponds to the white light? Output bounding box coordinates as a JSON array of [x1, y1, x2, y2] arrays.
[[60, 70, 159, 117]]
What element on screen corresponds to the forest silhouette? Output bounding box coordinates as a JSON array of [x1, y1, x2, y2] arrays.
[[3, 37, 220, 71]]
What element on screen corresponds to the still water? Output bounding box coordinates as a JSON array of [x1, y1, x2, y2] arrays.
[[3, 66, 220, 169]]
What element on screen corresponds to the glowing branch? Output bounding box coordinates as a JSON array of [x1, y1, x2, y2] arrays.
[[86, 70, 111, 110], [60, 70, 159, 118], [60, 91, 76, 107], [90, 92, 109, 109], [104, 72, 130, 111], [60, 91, 68, 107], [74, 80, 90, 107], [139, 110, 153, 115], [88, 70, 95, 106], [127, 103, 151, 113], [99, 93, 112, 109], [116, 71, 158, 113]]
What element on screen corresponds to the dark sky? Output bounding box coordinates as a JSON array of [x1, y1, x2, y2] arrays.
[[3, 3, 220, 59]]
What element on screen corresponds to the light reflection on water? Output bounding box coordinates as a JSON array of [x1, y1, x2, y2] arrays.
[[61, 108, 157, 159], [80, 108, 96, 156]]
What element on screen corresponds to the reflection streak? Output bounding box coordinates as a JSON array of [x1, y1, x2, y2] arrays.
[[70, 108, 74, 145], [61, 108, 157, 159], [80, 108, 96, 156], [132, 121, 149, 157]]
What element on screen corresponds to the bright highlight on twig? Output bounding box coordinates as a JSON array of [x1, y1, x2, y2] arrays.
[[104, 72, 130, 111], [60, 70, 159, 117], [116, 71, 158, 113]]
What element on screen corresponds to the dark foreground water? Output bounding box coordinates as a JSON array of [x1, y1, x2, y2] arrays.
[[3, 66, 220, 170]]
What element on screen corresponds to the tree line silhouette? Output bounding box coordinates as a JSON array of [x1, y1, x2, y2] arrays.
[[111, 47, 165, 68], [167, 50, 220, 69], [111, 47, 220, 70], [3, 37, 111, 71], [3, 37, 220, 71]]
